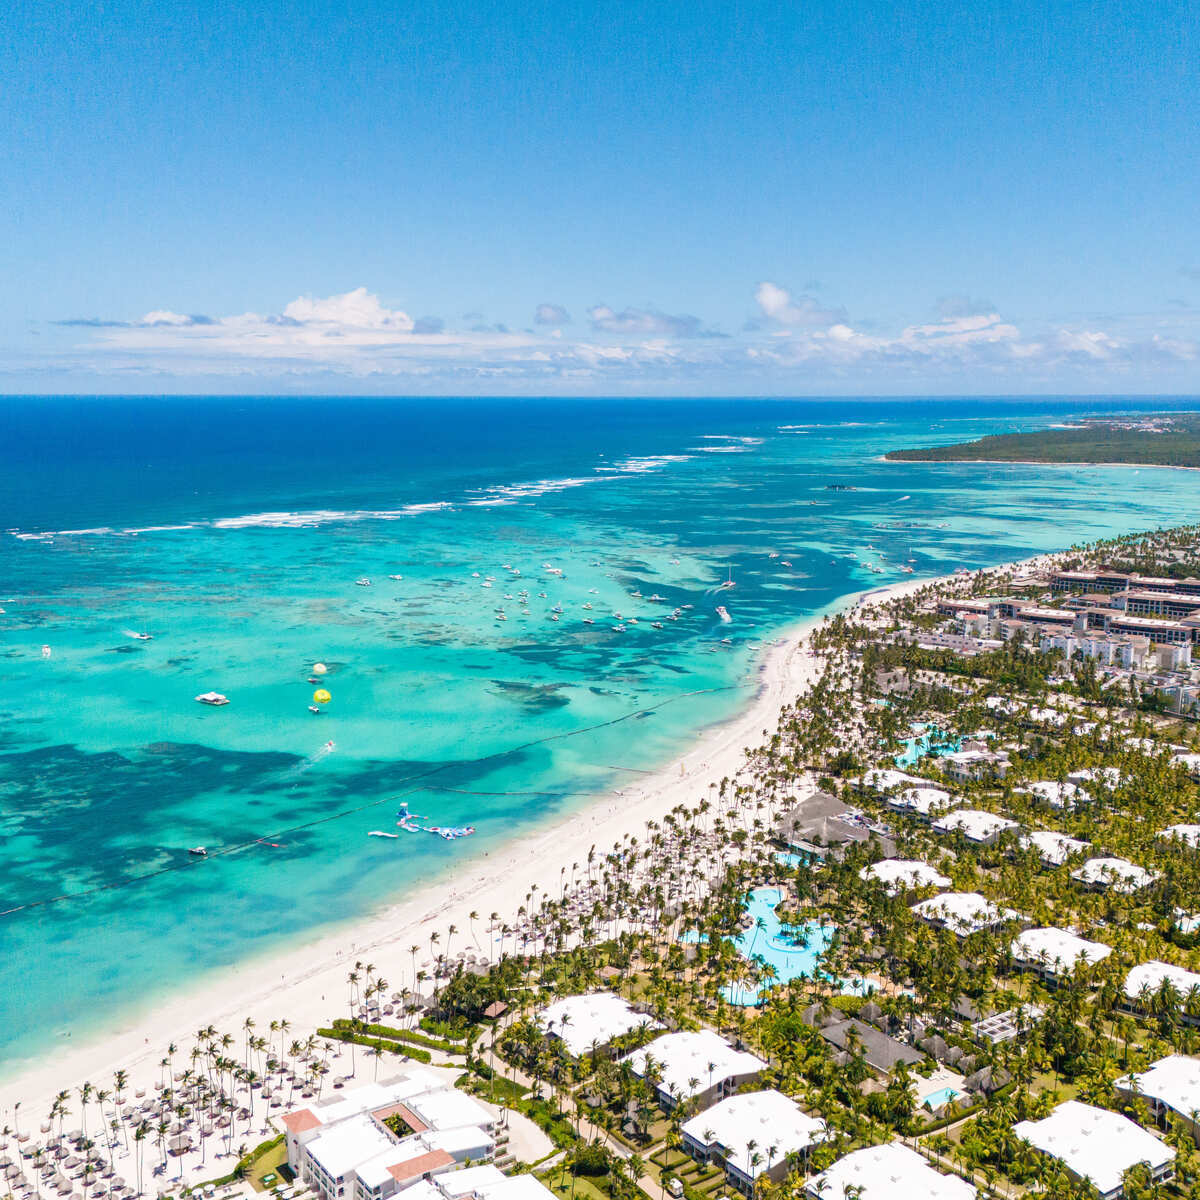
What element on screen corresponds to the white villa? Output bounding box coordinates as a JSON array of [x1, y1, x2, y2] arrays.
[[911, 892, 1022, 937], [1071, 857, 1159, 894], [859, 858, 950, 895], [536, 992, 660, 1058], [804, 1142, 975, 1199], [680, 1090, 827, 1195], [1115, 1056, 1200, 1145], [1020, 830, 1090, 867], [1014, 1100, 1175, 1200], [1011, 927, 1111, 982], [621, 1030, 765, 1110], [931, 809, 1019, 846]]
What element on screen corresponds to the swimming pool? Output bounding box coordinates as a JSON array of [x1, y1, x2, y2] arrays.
[[921, 1085, 964, 1109], [895, 725, 961, 767]]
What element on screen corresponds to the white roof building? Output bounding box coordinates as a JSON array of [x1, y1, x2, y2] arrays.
[[1115, 1056, 1200, 1128], [859, 859, 950, 895], [535, 992, 661, 1057], [439, 1169, 555, 1200], [279, 1073, 497, 1200], [804, 1142, 975, 1199], [1123, 961, 1200, 1011], [680, 1091, 826, 1189], [621, 1030, 766, 1108], [861, 768, 931, 792], [1014, 1100, 1175, 1200], [911, 892, 1022, 937], [1021, 780, 1083, 810], [1071, 857, 1159, 894], [1011, 928, 1111, 978], [887, 787, 961, 820], [1020, 830, 1090, 867], [932, 809, 1019, 845], [1160, 824, 1200, 849], [1171, 752, 1200, 776], [1067, 766, 1125, 790]]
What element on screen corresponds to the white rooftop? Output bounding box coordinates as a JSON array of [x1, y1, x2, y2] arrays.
[[307, 1114, 395, 1182], [1124, 960, 1200, 1006], [621, 1030, 765, 1102], [1171, 752, 1200, 774], [1014, 1100, 1174, 1198], [1116, 1056, 1200, 1123], [1011, 927, 1111, 976], [1160, 824, 1200, 849], [292, 1072, 444, 1130], [1067, 766, 1124, 789], [911, 892, 1021, 936], [1071, 856, 1159, 893], [681, 1090, 826, 1179], [1020, 830, 1090, 866], [888, 787, 961, 818], [862, 768, 934, 792], [859, 859, 950, 895], [932, 809, 1019, 842], [804, 1142, 975, 1199], [470, 1176, 558, 1200], [435, 1166, 509, 1198], [1021, 780, 1083, 810], [408, 1088, 494, 1133], [536, 992, 661, 1057]]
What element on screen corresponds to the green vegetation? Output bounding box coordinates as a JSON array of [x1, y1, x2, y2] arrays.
[[885, 412, 1200, 467]]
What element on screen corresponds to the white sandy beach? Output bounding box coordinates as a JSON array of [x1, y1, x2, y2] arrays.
[[0, 569, 969, 1124]]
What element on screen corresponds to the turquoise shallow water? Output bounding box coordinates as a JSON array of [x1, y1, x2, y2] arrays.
[[2, 395, 1199, 1074]]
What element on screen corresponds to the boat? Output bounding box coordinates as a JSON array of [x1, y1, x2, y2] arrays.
[[781, 560, 792, 567], [582, 617, 594, 624], [195, 691, 229, 706], [308, 704, 321, 714], [131, 631, 153, 641], [308, 676, 320, 683], [716, 606, 732, 623], [495, 612, 507, 621], [368, 830, 399, 839], [582, 602, 593, 610], [715, 567, 735, 591], [651, 621, 664, 629], [647, 594, 666, 602], [387, 574, 404, 581], [613, 623, 627, 631], [899, 565, 914, 574], [355, 578, 371, 587], [549, 614, 560, 621], [189, 846, 208, 857], [41, 644, 51, 658]]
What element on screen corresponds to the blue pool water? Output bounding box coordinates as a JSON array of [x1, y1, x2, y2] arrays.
[[921, 1085, 965, 1109], [895, 727, 961, 767], [4, 394, 1200, 1071]]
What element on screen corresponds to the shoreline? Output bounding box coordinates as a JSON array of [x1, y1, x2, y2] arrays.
[[881, 455, 1200, 472], [0, 571, 954, 1119]]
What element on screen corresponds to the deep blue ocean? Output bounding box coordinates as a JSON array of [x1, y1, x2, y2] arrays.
[[2, 394, 1199, 1075]]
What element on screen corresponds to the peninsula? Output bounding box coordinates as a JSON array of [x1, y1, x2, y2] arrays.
[[885, 411, 1200, 468]]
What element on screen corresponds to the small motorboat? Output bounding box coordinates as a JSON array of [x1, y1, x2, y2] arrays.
[[308, 704, 320, 714], [651, 621, 664, 629], [387, 574, 404, 580], [189, 846, 208, 857], [355, 578, 371, 586], [131, 631, 153, 641], [368, 830, 399, 839], [195, 691, 229, 706]]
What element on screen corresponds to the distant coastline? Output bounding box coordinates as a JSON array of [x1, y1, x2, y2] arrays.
[[885, 411, 1200, 468]]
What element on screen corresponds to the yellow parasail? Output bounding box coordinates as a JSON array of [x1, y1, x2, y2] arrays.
[[312, 688, 332, 705]]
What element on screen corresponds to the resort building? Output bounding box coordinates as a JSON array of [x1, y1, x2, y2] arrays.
[[1011, 927, 1112, 982], [860, 768, 934, 793], [680, 1090, 827, 1195], [428, 1167, 556, 1200], [859, 858, 949, 895], [535, 992, 660, 1058], [804, 1141, 976, 1199], [279, 1074, 496, 1200], [1123, 962, 1200, 1024], [1115, 1056, 1200, 1145], [1020, 830, 1090, 867], [1013, 1100, 1175, 1200], [1172, 752, 1200, 777], [938, 748, 1011, 783], [1160, 824, 1200, 849], [1066, 766, 1125, 790], [911, 892, 1022, 937], [971, 1004, 1044, 1045], [621, 1030, 766, 1110], [1020, 780, 1083, 810], [931, 809, 1019, 846], [886, 786, 961, 822], [1071, 856, 1159, 894], [773, 791, 894, 861], [817, 1018, 925, 1075]]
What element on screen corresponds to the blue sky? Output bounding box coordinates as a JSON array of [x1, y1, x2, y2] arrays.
[[3, 0, 1198, 394]]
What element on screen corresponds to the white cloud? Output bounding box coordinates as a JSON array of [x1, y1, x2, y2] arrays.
[[281, 286, 414, 330], [534, 303, 570, 325], [754, 281, 845, 328], [42, 283, 1200, 391]]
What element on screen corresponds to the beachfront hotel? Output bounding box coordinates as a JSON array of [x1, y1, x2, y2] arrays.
[[620, 1030, 766, 1110], [534, 992, 661, 1058], [279, 1073, 497, 1200], [679, 1090, 826, 1195]]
